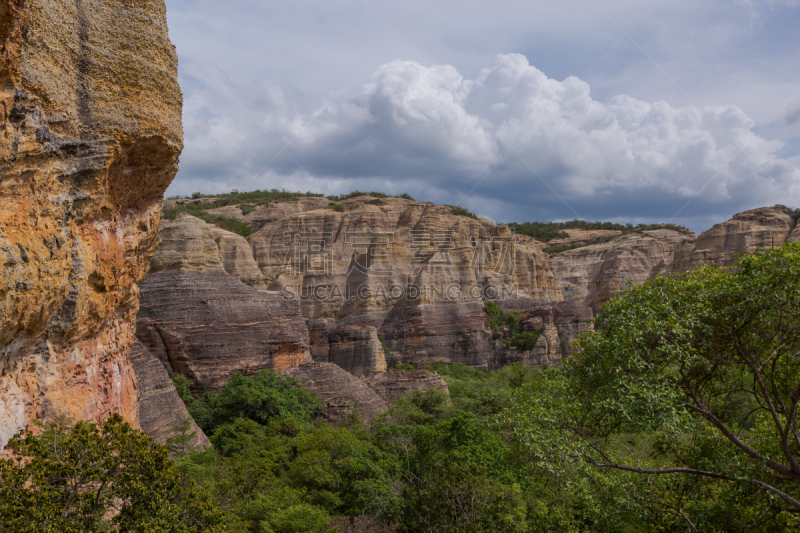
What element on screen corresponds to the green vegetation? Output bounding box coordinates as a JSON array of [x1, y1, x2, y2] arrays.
[[171, 189, 324, 206], [777, 204, 800, 221], [484, 302, 541, 351], [164, 204, 255, 236], [0, 414, 225, 532], [508, 219, 694, 243], [500, 241, 800, 531], [445, 205, 479, 219], [326, 202, 344, 212], [326, 191, 389, 202], [388, 363, 414, 371], [378, 335, 391, 355], [367, 199, 385, 206]]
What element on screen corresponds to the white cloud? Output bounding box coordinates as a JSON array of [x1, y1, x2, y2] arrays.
[[172, 54, 800, 226]]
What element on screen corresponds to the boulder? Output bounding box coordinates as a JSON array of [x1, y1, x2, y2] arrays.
[[282, 362, 388, 424], [364, 370, 449, 404]]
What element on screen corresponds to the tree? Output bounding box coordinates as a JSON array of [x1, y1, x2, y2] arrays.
[[501, 243, 800, 530], [0, 414, 226, 532]]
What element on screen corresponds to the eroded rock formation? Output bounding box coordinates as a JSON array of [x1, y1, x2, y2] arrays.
[[129, 339, 209, 449], [364, 369, 449, 405], [0, 0, 181, 448], [551, 229, 696, 313], [670, 207, 797, 272], [282, 362, 388, 424], [136, 214, 310, 393], [492, 301, 594, 367]]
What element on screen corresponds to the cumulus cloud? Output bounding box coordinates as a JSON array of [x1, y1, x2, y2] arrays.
[[173, 54, 800, 228]]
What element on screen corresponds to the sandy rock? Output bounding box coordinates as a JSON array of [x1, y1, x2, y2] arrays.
[[282, 362, 388, 424], [364, 370, 449, 405], [136, 214, 310, 393], [129, 340, 210, 450], [546, 229, 623, 248], [551, 229, 696, 313], [150, 214, 225, 273], [210, 225, 268, 288], [670, 207, 796, 272], [0, 0, 181, 448], [308, 320, 387, 374]]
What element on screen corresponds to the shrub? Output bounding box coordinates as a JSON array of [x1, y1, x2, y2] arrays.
[[327, 202, 344, 212], [445, 205, 479, 219]]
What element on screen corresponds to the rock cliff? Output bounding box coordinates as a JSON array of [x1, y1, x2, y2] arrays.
[[551, 229, 696, 313], [244, 195, 569, 368], [136, 214, 310, 393], [670, 207, 797, 272], [0, 0, 181, 448], [129, 339, 209, 449]]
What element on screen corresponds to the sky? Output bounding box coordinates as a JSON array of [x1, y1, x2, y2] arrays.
[[163, 0, 800, 232]]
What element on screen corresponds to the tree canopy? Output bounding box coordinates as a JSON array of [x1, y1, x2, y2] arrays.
[[501, 242, 800, 531]]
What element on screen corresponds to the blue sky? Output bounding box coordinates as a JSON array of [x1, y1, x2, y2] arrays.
[[163, 0, 800, 232]]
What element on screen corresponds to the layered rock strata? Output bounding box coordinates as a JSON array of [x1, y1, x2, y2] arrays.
[[282, 362, 388, 424], [307, 319, 387, 374], [0, 0, 182, 448], [129, 339, 209, 449], [670, 207, 797, 272], [243, 196, 568, 367], [136, 215, 310, 393], [364, 369, 449, 405], [551, 229, 696, 313], [492, 301, 594, 368]]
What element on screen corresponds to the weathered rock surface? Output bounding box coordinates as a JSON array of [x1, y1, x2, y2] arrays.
[[670, 207, 797, 272], [545, 229, 623, 248], [282, 362, 388, 424], [551, 229, 696, 313], [129, 339, 209, 449], [307, 320, 387, 374], [242, 195, 567, 367], [364, 369, 449, 405], [209, 197, 330, 230], [0, 0, 181, 448], [492, 300, 594, 367], [210, 226, 267, 288], [136, 215, 310, 393]]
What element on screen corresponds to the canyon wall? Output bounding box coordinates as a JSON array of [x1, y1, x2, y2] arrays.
[[0, 0, 181, 448], [136, 214, 311, 393], [551, 207, 799, 312]]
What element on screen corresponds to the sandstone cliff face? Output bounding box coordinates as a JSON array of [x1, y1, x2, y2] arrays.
[[282, 362, 388, 424], [307, 319, 387, 374], [551, 229, 696, 313], [670, 207, 797, 272], [0, 0, 181, 448], [492, 301, 594, 368], [364, 369, 449, 405], [136, 215, 310, 393], [210, 226, 268, 288], [241, 196, 565, 367], [129, 339, 209, 449]]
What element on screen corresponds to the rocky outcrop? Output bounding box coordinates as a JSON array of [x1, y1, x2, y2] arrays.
[[364, 369, 449, 405], [210, 226, 268, 288], [242, 195, 566, 367], [307, 320, 387, 374], [545, 229, 623, 248], [492, 301, 594, 367], [670, 207, 797, 272], [129, 339, 209, 449], [551, 229, 696, 313], [136, 215, 310, 393], [0, 0, 182, 448], [282, 362, 388, 424], [218, 197, 330, 229]]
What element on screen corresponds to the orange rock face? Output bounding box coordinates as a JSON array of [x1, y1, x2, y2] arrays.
[[0, 0, 182, 448]]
